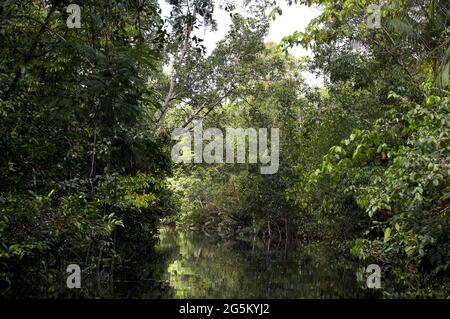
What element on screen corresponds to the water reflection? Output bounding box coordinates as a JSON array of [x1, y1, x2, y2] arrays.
[[157, 227, 369, 298], [2, 227, 371, 298]]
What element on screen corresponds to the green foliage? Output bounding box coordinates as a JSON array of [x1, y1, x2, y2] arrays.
[[0, 0, 174, 297], [168, 19, 305, 237], [301, 93, 450, 296], [280, 0, 450, 297], [1, 0, 449, 298]]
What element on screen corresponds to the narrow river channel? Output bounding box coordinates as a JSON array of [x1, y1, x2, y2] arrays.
[[154, 227, 371, 298]]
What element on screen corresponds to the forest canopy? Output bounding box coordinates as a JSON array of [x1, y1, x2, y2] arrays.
[[0, 0, 449, 298]]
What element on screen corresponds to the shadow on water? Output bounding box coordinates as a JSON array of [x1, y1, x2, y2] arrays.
[[1, 227, 373, 298], [157, 227, 371, 298], [0, 231, 176, 298]]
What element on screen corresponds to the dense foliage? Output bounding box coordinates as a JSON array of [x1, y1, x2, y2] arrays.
[[283, 0, 450, 297], [0, 0, 448, 298], [0, 0, 173, 297]]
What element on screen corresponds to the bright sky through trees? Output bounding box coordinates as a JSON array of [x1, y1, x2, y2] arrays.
[[158, 0, 324, 86]]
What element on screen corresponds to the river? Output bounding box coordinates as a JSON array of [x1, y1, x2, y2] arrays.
[[4, 226, 373, 298], [153, 227, 371, 298]]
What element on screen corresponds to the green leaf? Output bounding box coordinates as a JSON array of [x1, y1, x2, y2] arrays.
[[384, 227, 392, 242]]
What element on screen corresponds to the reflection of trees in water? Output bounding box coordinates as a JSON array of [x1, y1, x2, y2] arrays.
[[2, 230, 176, 298], [3, 227, 371, 298], [104, 234, 175, 299], [161, 228, 369, 298]]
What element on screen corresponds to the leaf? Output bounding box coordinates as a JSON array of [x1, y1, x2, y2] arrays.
[[352, 144, 364, 160], [384, 227, 392, 242], [351, 238, 364, 259]]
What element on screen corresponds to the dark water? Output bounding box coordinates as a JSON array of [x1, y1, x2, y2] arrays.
[[156, 228, 370, 298], [1, 227, 372, 298]]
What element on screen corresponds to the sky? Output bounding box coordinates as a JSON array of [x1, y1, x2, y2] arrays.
[[158, 0, 324, 86]]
